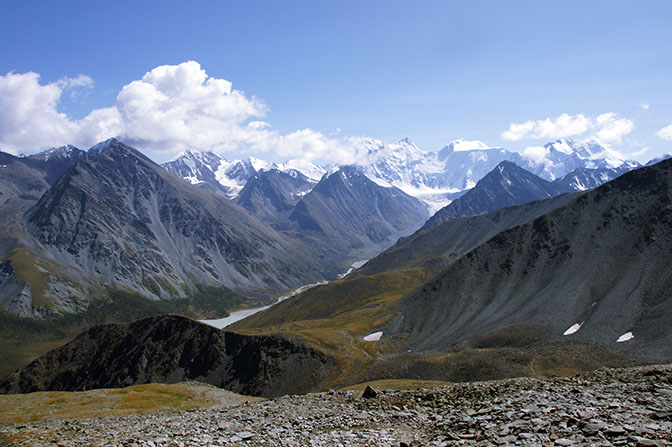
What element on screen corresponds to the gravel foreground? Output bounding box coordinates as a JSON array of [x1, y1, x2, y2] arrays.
[[2, 365, 671, 447]]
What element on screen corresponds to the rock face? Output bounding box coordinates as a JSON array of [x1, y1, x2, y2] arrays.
[[0, 314, 333, 397], [388, 158, 672, 362], [3, 365, 671, 446], [22, 138, 331, 299]]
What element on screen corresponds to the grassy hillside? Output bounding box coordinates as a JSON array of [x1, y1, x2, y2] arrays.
[[0, 382, 256, 424], [230, 268, 432, 387]]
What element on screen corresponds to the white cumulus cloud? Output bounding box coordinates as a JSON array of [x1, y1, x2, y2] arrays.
[[656, 124, 672, 141], [501, 112, 634, 147], [501, 113, 593, 141], [57, 74, 95, 99], [0, 71, 112, 154], [593, 112, 634, 144], [117, 61, 269, 152], [0, 61, 352, 163]]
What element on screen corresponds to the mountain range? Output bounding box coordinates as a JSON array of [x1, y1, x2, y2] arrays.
[[6, 158, 670, 396], [0, 139, 426, 319], [2, 131, 671, 399], [164, 137, 640, 213]]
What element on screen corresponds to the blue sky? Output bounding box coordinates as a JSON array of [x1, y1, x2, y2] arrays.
[[1, 0, 671, 163]]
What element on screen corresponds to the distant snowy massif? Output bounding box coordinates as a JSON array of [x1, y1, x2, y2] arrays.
[[164, 137, 641, 213]]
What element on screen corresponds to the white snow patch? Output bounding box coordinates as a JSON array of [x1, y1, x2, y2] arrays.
[[449, 139, 492, 152], [276, 159, 326, 181], [338, 259, 369, 279], [365, 173, 393, 188], [363, 331, 383, 342], [248, 157, 272, 172], [563, 322, 583, 335], [616, 332, 635, 343]]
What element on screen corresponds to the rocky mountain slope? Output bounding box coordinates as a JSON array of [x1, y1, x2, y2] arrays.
[[285, 166, 429, 260], [358, 193, 577, 276], [4, 365, 670, 446], [0, 145, 86, 204], [386, 158, 672, 362], [3, 162, 670, 399], [0, 139, 434, 321], [228, 160, 672, 391], [22, 139, 334, 301]]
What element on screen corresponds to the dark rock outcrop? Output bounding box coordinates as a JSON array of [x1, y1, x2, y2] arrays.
[[0, 314, 333, 397]]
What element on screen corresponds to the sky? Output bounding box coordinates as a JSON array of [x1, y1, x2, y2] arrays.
[[1, 0, 671, 164]]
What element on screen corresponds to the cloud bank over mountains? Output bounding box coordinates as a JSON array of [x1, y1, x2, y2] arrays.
[[0, 61, 351, 163], [1, 61, 670, 164]]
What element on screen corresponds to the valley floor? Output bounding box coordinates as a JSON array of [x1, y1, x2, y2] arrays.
[[1, 365, 671, 446]]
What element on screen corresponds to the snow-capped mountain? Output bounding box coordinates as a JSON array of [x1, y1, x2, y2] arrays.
[[162, 149, 231, 196], [524, 139, 640, 180], [351, 137, 640, 212], [646, 152, 672, 166], [274, 159, 326, 182], [349, 137, 527, 212], [163, 138, 639, 213], [25, 144, 88, 184], [163, 151, 325, 199]]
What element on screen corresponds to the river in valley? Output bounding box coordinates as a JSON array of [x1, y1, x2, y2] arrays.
[[200, 259, 368, 329]]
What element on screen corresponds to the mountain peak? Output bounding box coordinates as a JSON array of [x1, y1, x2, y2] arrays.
[[27, 144, 83, 162], [540, 139, 633, 171], [87, 137, 135, 157]]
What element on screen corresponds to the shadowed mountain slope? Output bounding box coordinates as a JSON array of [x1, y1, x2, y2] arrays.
[[358, 193, 577, 276], [386, 159, 672, 362]]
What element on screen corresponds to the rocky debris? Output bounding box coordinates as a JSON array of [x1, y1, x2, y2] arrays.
[[2, 364, 671, 446]]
